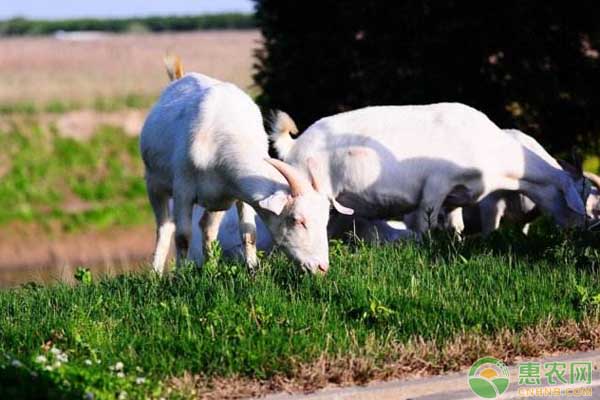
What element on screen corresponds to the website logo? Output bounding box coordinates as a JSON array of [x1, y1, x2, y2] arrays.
[[468, 357, 511, 399]]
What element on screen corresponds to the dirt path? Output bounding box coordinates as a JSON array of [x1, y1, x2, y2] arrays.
[[0, 224, 156, 287]]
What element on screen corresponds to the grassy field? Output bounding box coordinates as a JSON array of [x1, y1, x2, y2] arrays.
[[0, 121, 149, 232], [2, 227, 600, 399]]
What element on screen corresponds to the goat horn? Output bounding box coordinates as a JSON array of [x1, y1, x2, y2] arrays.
[[584, 171, 600, 188], [306, 157, 322, 193], [265, 158, 311, 197]]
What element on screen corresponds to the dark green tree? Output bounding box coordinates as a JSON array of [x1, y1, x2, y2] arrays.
[[254, 0, 600, 154]]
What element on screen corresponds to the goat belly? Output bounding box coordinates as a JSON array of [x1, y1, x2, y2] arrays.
[[336, 191, 416, 219], [443, 184, 482, 207]]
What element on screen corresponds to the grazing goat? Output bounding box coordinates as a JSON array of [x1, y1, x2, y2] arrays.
[[187, 205, 409, 258], [270, 104, 586, 234], [454, 129, 599, 234], [188, 204, 274, 260], [140, 57, 345, 274]]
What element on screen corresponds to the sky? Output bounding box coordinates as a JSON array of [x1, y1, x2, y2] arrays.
[[0, 0, 254, 20]]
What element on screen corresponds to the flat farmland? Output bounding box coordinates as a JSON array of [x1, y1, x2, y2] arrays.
[[0, 30, 260, 105]]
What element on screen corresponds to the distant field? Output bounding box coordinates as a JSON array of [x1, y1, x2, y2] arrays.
[[0, 30, 260, 105]]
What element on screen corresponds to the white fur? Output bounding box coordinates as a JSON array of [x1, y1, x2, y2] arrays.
[[271, 103, 586, 233], [189, 204, 273, 261], [187, 206, 411, 253], [457, 129, 596, 234], [140, 73, 332, 274]]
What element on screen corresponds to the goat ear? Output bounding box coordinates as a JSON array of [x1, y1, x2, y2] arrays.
[[331, 198, 354, 215], [557, 158, 573, 172], [258, 192, 290, 216], [557, 158, 581, 179], [564, 185, 586, 215], [570, 149, 583, 176], [306, 157, 323, 192]]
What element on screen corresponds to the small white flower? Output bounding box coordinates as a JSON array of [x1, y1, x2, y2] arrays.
[[135, 377, 146, 385], [114, 361, 124, 371], [96, 359, 101, 364], [117, 391, 127, 400], [52, 361, 62, 369], [11, 360, 22, 368], [116, 372, 125, 378], [44, 365, 54, 372], [50, 347, 61, 355], [84, 359, 93, 366], [35, 355, 48, 364], [56, 353, 68, 363]]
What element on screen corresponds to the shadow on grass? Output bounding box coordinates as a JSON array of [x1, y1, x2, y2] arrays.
[[0, 366, 83, 400], [422, 217, 600, 274]]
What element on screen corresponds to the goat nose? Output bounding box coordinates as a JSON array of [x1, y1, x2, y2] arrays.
[[317, 263, 329, 274]]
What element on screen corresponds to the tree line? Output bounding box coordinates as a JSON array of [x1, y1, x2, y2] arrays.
[[0, 13, 255, 36]]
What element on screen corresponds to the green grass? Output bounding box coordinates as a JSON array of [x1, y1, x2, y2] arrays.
[[0, 93, 156, 116], [1, 228, 600, 398], [0, 101, 38, 115], [91, 94, 156, 113], [0, 122, 150, 232]]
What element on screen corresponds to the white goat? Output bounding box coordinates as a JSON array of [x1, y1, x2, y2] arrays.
[[140, 61, 343, 275], [188, 205, 409, 257], [189, 204, 274, 260], [270, 104, 586, 233], [455, 129, 599, 234]]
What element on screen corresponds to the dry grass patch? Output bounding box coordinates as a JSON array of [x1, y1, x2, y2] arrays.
[[169, 316, 600, 399]]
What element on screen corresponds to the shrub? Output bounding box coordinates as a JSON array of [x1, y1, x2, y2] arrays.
[[253, 0, 600, 154]]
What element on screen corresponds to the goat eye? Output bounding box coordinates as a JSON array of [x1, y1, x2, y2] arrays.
[[292, 216, 306, 227]]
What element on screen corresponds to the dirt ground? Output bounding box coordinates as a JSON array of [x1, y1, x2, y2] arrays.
[[0, 222, 157, 287], [0, 30, 260, 104], [0, 109, 146, 138]]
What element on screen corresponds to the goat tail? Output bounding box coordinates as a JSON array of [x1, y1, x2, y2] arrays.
[[268, 110, 299, 160], [163, 53, 184, 82]]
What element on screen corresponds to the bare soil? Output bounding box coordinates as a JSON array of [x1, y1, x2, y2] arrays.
[[0, 222, 156, 287], [0, 109, 147, 139], [0, 30, 260, 104]]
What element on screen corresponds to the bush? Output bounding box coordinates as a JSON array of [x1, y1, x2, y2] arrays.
[[253, 0, 600, 154]]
